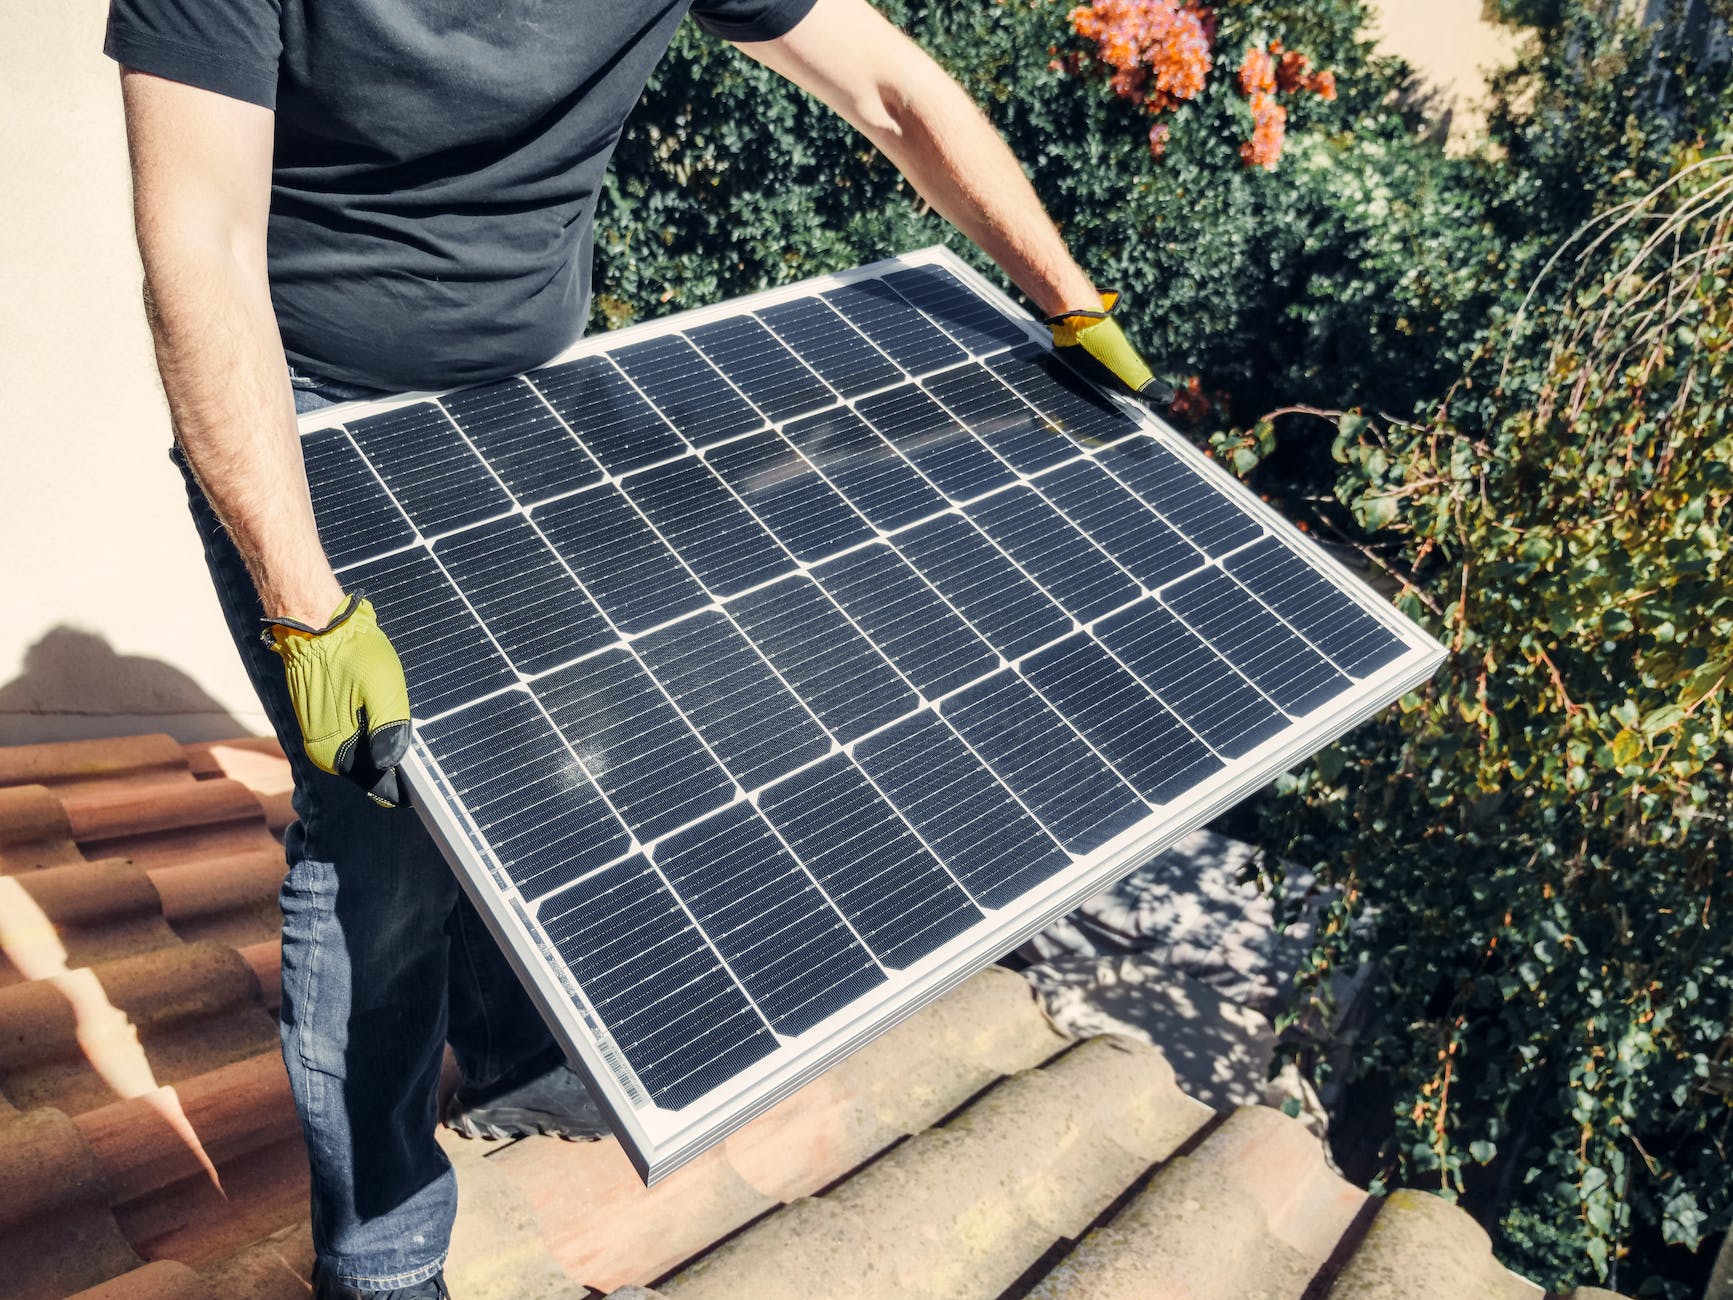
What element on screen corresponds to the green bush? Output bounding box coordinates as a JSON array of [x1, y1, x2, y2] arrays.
[[594, 0, 1498, 426], [1259, 144, 1733, 1295]]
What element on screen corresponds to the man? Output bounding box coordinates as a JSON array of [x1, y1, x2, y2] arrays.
[[109, 0, 1166, 1294]]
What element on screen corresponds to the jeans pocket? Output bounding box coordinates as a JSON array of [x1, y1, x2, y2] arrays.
[[280, 856, 348, 1078]]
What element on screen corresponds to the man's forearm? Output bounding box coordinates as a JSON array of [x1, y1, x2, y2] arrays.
[[124, 74, 341, 628], [857, 53, 1100, 318], [142, 242, 343, 626]]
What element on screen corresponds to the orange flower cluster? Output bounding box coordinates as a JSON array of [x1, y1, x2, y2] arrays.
[[1272, 41, 1336, 98], [1238, 43, 1275, 95], [1068, 0, 1215, 151], [1235, 39, 1335, 169], [1241, 90, 1286, 169]]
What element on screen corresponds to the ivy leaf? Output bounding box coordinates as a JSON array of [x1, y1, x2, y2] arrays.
[[1332, 410, 1368, 463], [1610, 729, 1643, 766], [1640, 704, 1683, 737], [1662, 1189, 1708, 1248], [1355, 492, 1400, 531]]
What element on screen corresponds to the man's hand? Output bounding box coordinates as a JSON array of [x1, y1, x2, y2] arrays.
[[1046, 293, 1178, 406], [264, 595, 413, 807]]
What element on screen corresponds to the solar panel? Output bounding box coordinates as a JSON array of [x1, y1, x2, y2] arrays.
[[295, 247, 1444, 1181]]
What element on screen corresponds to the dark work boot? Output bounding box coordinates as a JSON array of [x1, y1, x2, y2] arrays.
[[313, 1268, 449, 1299], [441, 1047, 611, 1142]]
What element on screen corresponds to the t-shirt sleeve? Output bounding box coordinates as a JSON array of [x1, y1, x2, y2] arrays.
[[104, 0, 284, 110], [688, 0, 819, 43]]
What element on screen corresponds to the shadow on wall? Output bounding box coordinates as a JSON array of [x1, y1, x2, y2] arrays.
[[0, 625, 256, 747]]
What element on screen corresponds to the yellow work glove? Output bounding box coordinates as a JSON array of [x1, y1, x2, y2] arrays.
[[1045, 291, 1177, 406], [262, 593, 413, 808]]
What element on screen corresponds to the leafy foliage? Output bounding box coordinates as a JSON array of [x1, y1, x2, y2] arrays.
[[594, 0, 1499, 425], [1260, 148, 1733, 1295]]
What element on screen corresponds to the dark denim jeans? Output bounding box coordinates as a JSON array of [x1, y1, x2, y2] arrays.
[[174, 369, 558, 1289]]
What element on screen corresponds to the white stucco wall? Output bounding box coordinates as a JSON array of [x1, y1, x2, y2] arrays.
[[1366, 0, 1526, 147], [0, 0, 1519, 748], [0, 0, 268, 744]]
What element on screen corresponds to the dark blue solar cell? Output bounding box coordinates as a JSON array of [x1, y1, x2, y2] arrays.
[[783, 407, 948, 532], [304, 428, 414, 569], [987, 347, 1139, 449], [729, 576, 919, 744], [1022, 634, 1222, 804], [654, 803, 885, 1036], [536, 855, 778, 1111], [534, 648, 736, 844], [1223, 537, 1407, 678], [1096, 440, 1264, 557], [854, 710, 1070, 909], [821, 280, 968, 376], [439, 377, 605, 505], [855, 384, 1016, 504], [922, 364, 1078, 476], [968, 486, 1140, 623], [346, 547, 515, 718], [705, 431, 874, 563], [883, 265, 1031, 355], [687, 315, 836, 424], [756, 297, 903, 398], [942, 671, 1148, 854], [622, 456, 795, 599], [895, 513, 1072, 662], [758, 753, 980, 970], [1161, 568, 1350, 716], [634, 611, 831, 791], [531, 354, 687, 476], [1034, 457, 1206, 592], [813, 542, 999, 700], [420, 689, 630, 898], [533, 485, 708, 635], [611, 333, 764, 448], [432, 515, 614, 677], [1096, 598, 1288, 759], [346, 401, 513, 537]]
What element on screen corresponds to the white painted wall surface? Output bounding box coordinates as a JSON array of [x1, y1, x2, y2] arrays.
[[0, 0, 1518, 748], [1367, 0, 1526, 148], [1, 0, 268, 744]]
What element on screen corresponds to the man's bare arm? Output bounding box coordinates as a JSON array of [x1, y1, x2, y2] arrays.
[[739, 0, 1102, 317], [122, 70, 342, 626]]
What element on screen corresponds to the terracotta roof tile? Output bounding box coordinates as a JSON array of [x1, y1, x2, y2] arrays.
[[647, 1036, 1209, 1300], [193, 1222, 315, 1300], [0, 860, 179, 984], [0, 940, 278, 1116], [1020, 1104, 1366, 1299], [66, 1261, 213, 1300], [0, 732, 1630, 1300], [0, 784, 84, 873], [61, 778, 280, 872], [1326, 1188, 1542, 1300], [0, 735, 193, 796], [0, 1107, 143, 1297], [447, 967, 1071, 1295]]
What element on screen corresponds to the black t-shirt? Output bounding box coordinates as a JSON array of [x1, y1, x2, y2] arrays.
[[105, 0, 817, 391]]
